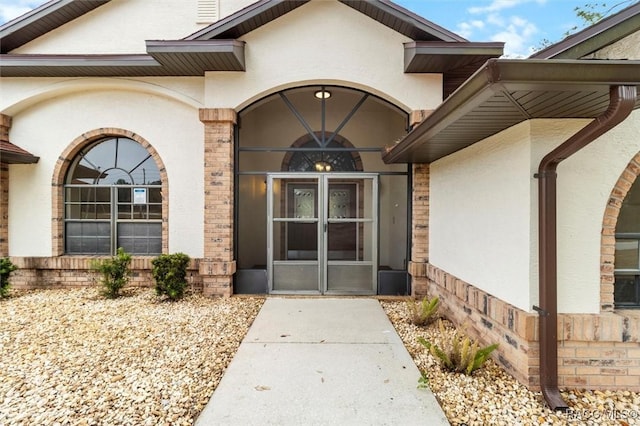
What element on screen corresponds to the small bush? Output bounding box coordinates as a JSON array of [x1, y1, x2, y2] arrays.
[[91, 248, 132, 299], [406, 296, 439, 326], [418, 319, 498, 375], [152, 253, 190, 301], [0, 257, 17, 298]]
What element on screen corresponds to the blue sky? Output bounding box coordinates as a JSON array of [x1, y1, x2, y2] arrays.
[[0, 0, 636, 57]]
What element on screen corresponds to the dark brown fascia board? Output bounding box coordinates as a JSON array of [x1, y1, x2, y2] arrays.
[[0, 0, 110, 53], [341, 0, 467, 42], [0, 54, 158, 67], [0, 40, 246, 76], [383, 58, 640, 164], [185, 0, 307, 40], [0, 151, 40, 164], [185, 0, 466, 42], [404, 41, 504, 72], [531, 1, 640, 59], [146, 39, 244, 54]]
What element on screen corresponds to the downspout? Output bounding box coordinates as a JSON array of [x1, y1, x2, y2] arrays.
[[534, 85, 637, 410]]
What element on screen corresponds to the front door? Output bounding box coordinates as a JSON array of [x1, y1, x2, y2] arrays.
[[267, 173, 378, 294]]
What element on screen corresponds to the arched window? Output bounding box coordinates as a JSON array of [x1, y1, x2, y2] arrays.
[[287, 140, 359, 172], [64, 137, 162, 255], [615, 178, 640, 307]]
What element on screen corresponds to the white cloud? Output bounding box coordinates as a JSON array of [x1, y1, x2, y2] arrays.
[[469, 0, 524, 14], [456, 20, 485, 39], [0, 0, 43, 25], [491, 16, 539, 57]]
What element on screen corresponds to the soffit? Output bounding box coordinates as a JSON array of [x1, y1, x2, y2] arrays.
[[0, 40, 245, 76], [383, 59, 640, 164], [0, 0, 110, 54]]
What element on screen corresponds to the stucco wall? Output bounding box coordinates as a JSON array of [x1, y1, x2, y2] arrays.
[[538, 112, 640, 313], [7, 88, 204, 258], [430, 112, 640, 314], [429, 122, 534, 312], [203, 0, 441, 112], [584, 29, 640, 60], [12, 0, 205, 54]]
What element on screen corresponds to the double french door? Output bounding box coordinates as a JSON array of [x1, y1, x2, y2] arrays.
[[267, 173, 378, 294]]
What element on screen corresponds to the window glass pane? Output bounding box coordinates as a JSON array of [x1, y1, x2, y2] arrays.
[[118, 204, 132, 219], [95, 204, 111, 219], [66, 187, 80, 202], [133, 204, 147, 220], [65, 222, 110, 255], [618, 182, 640, 233], [614, 275, 638, 306], [148, 205, 162, 220], [118, 188, 132, 203], [95, 187, 110, 203], [615, 240, 639, 270], [148, 188, 162, 203]]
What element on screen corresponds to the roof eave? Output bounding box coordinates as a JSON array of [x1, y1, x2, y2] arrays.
[[383, 59, 640, 164], [0, 0, 110, 53], [404, 41, 504, 72], [530, 2, 640, 59]]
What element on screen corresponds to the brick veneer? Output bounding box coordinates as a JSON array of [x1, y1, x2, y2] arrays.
[[408, 110, 432, 297], [416, 263, 640, 391], [199, 109, 237, 297], [0, 114, 11, 256], [9, 256, 203, 292]]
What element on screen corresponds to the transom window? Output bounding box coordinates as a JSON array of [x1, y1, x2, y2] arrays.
[[615, 177, 640, 308], [64, 137, 162, 255]]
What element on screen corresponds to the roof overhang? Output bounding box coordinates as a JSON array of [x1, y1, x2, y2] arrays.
[[0, 0, 110, 53], [531, 2, 640, 59], [0, 140, 39, 164], [404, 41, 504, 72], [383, 58, 640, 164], [0, 40, 245, 76]]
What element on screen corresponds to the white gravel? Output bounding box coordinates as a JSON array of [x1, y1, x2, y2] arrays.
[[382, 300, 640, 426], [3, 289, 639, 425], [0, 288, 263, 426]]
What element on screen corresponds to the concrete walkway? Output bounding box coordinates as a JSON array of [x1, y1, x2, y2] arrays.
[[195, 298, 449, 426]]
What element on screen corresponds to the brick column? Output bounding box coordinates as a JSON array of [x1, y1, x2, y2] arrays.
[[409, 163, 430, 296], [407, 110, 432, 296], [0, 114, 11, 257], [199, 108, 237, 297]]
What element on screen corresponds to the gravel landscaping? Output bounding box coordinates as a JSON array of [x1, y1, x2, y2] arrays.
[[3, 288, 640, 425], [382, 300, 640, 426], [0, 288, 263, 426]]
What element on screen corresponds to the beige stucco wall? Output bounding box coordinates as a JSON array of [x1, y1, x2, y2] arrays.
[[203, 0, 442, 112], [584, 30, 640, 60], [430, 112, 640, 314], [7, 88, 205, 258], [429, 122, 534, 312]]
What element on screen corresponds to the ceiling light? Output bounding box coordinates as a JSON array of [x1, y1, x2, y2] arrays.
[[314, 90, 331, 99]]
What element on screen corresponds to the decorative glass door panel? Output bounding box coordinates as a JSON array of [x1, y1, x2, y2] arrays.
[[267, 174, 377, 294]]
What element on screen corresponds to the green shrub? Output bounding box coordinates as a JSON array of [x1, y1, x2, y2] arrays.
[[418, 319, 498, 375], [152, 253, 190, 301], [0, 257, 17, 298], [91, 248, 132, 299], [406, 296, 439, 326]]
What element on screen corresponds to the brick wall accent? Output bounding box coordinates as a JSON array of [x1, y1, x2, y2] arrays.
[[410, 163, 430, 296], [0, 114, 11, 256], [9, 256, 203, 292], [51, 128, 169, 256], [427, 263, 640, 391], [601, 152, 640, 311], [199, 109, 237, 297]]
